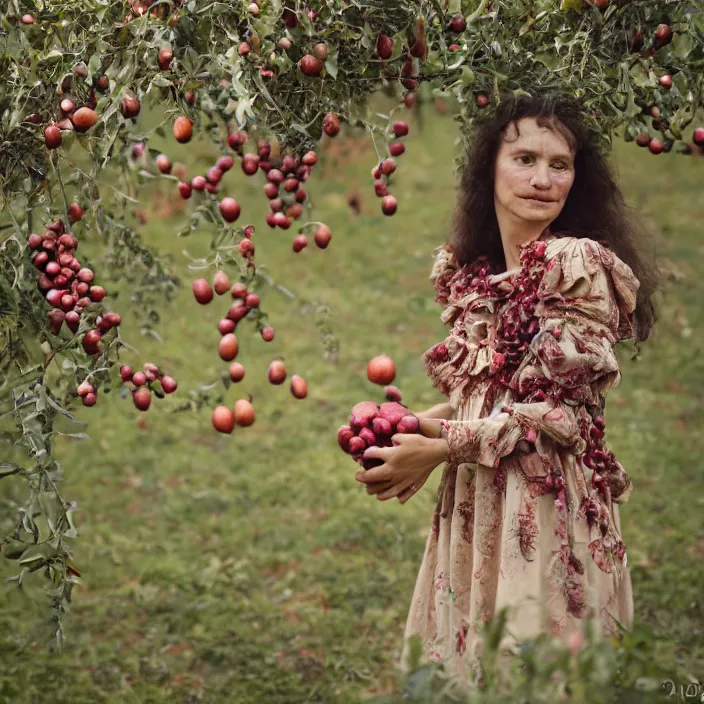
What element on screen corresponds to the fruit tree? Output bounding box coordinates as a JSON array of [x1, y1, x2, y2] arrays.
[[1, 0, 703, 646]]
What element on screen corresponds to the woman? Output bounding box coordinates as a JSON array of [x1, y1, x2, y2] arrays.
[[355, 92, 660, 686]]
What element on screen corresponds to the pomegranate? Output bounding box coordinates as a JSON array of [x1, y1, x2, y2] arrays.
[[234, 399, 255, 426], [219, 197, 241, 223], [290, 375, 307, 399], [192, 278, 214, 304], [299, 54, 324, 77], [44, 125, 62, 149], [229, 362, 245, 382], [268, 360, 287, 385], [322, 113, 341, 137], [218, 333, 239, 361], [367, 354, 396, 385], [71, 107, 99, 133], [173, 116, 193, 143]]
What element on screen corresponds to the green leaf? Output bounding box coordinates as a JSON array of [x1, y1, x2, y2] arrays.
[[325, 50, 339, 80], [0, 463, 23, 478]]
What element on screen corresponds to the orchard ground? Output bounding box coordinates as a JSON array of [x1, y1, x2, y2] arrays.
[[1, 97, 703, 702]]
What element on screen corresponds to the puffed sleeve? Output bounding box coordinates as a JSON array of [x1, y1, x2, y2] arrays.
[[439, 237, 640, 471]]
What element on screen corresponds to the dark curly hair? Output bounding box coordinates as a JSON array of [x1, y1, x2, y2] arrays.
[[448, 90, 660, 344]]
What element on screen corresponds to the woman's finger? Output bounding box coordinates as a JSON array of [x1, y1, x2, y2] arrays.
[[377, 482, 410, 502], [355, 464, 392, 483], [367, 480, 394, 495]]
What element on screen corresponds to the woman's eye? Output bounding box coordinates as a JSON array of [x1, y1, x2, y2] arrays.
[[518, 155, 532, 163]]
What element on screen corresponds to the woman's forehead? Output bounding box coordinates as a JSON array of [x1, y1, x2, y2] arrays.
[[502, 117, 575, 153]]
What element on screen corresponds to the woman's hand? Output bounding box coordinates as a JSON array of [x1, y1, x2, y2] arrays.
[[355, 432, 449, 504]]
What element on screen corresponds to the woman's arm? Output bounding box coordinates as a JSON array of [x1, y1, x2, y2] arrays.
[[416, 401, 454, 420]]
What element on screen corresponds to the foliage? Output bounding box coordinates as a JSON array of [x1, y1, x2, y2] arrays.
[[1, 0, 703, 646]]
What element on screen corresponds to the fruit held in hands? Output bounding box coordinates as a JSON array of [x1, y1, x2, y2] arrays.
[[367, 354, 396, 385]]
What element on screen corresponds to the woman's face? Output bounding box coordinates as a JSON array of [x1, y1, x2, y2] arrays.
[[494, 116, 576, 227]]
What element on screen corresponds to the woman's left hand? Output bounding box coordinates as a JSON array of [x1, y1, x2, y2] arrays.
[[354, 431, 448, 503]]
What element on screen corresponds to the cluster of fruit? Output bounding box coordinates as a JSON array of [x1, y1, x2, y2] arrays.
[[371, 120, 410, 217], [338, 401, 420, 470], [192, 269, 308, 434], [119, 363, 178, 412], [29, 217, 117, 356]]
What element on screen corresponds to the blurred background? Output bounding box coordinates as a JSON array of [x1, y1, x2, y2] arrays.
[[1, 93, 702, 702]]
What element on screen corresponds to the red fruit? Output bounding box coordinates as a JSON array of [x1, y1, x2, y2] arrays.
[[322, 113, 341, 137], [212, 406, 235, 433], [161, 375, 178, 394], [267, 168, 284, 184], [28, 233, 43, 250], [238, 41, 251, 56], [389, 142, 405, 157], [292, 234, 308, 253], [82, 393, 97, 407], [192, 278, 214, 304], [301, 151, 317, 167], [392, 121, 408, 137], [261, 326, 275, 342], [299, 54, 324, 77], [397, 414, 419, 434], [120, 365, 134, 382], [263, 182, 279, 199], [213, 270, 231, 295], [635, 133, 651, 147], [283, 178, 299, 193], [44, 125, 62, 149], [60, 98, 75, 114], [219, 333, 239, 361], [227, 131, 248, 150], [381, 158, 396, 176], [377, 402, 408, 426], [173, 116, 193, 143], [227, 301, 248, 321], [219, 318, 236, 335], [156, 154, 172, 174], [216, 155, 234, 172], [95, 75, 110, 93], [158, 47, 173, 70], [384, 385, 402, 402], [133, 387, 152, 411], [234, 399, 255, 427], [45, 261, 61, 278], [21, 14, 34, 24], [132, 371, 147, 386], [143, 362, 160, 381], [270, 198, 283, 213], [654, 23, 672, 47], [367, 354, 396, 385], [377, 34, 393, 60], [349, 401, 379, 431], [476, 93, 489, 108], [34, 252, 49, 271], [231, 282, 248, 298], [229, 362, 245, 382], [132, 142, 146, 159], [219, 197, 241, 223], [312, 42, 328, 61], [245, 293, 259, 308], [76, 380, 95, 397], [89, 285, 105, 302], [120, 94, 141, 119], [372, 417, 393, 437], [649, 138, 664, 154], [178, 181, 192, 199], [239, 239, 255, 257], [659, 74, 673, 89], [268, 360, 287, 385], [77, 267, 94, 283], [286, 203, 303, 221], [290, 375, 307, 399], [48, 309, 65, 335], [338, 426, 355, 453], [83, 328, 102, 347], [693, 128, 704, 147], [71, 107, 99, 133], [241, 154, 260, 176], [272, 212, 290, 229], [67, 202, 83, 223], [65, 311, 81, 333], [374, 180, 389, 197], [449, 14, 466, 33], [314, 223, 332, 249], [381, 195, 397, 215], [206, 167, 223, 184], [348, 436, 366, 455], [283, 7, 298, 28], [191, 175, 206, 191]]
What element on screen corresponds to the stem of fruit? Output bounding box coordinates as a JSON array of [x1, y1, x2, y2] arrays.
[[50, 152, 70, 226]]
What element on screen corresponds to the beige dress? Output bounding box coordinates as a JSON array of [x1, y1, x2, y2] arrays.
[[400, 230, 639, 687]]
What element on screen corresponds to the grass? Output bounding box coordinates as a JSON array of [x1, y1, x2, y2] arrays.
[[1, 96, 703, 702]]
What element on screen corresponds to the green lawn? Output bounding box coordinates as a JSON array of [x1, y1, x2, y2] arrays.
[[1, 97, 703, 702]]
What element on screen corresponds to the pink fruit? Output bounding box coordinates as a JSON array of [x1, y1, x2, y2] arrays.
[[392, 121, 408, 137], [219, 197, 241, 223], [358, 427, 376, 447], [133, 387, 151, 411], [212, 405, 235, 433], [268, 360, 287, 385], [156, 154, 172, 174], [338, 425, 355, 453], [231, 282, 247, 298], [132, 371, 147, 386], [192, 278, 213, 304], [82, 392, 97, 407], [219, 318, 236, 335], [384, 385, 402, 402], [372, 417, 393, 437], [120, 365, 134, 382], [219, 333, 239, 361], [322, 113, 341, 137], [382, 195, 397, 215], [377, 402, 408, 427], [293, 234, 308, 252], [76, 380, 95, 397], [349, 401, 379, 431], [314, 223, 332, 249], [348, 436, 366, 455], [397, 414, 419, 434], [229, 362, 245, 382], [213, 270, 230, 295], [178, 181, 192, 199], [290, 375, 307, 399], [261, 326, 275, 341], [234, 399, 255, 426], [161, 375, 178, 393]]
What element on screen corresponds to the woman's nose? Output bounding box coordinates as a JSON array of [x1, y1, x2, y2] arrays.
[[530, 162, 552, 188]]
